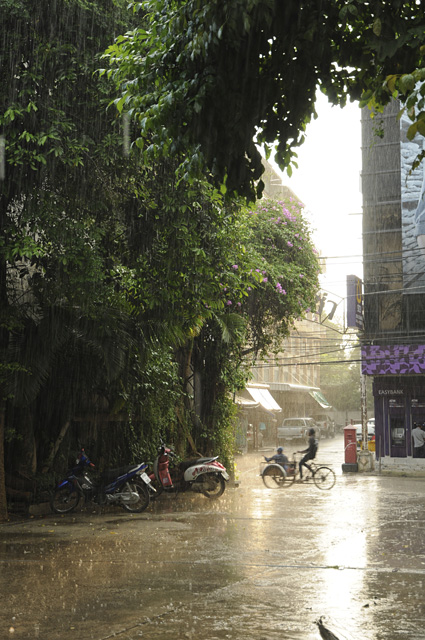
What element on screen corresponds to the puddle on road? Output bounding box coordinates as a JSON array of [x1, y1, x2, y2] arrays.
[[3, 441, 425, 639]]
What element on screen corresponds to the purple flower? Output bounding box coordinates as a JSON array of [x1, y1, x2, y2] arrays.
[[247, 286, 252, 291], [232, 264, 238, 270], [287, 241, 293, 247], [262, 277, 268, 283], [226, 300, 232, 305]]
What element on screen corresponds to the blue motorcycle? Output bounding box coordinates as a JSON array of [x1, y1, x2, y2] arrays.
[[50, 449, 153, 514]]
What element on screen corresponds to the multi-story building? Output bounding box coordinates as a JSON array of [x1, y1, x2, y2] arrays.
[[250, 312, 326, 403], [361, 100, 425, 471]]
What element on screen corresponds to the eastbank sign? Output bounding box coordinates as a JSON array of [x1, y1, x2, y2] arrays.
[[377, 389, 404, 396]]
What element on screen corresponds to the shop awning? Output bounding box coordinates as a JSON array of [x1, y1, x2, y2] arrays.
[[246, 385, 282, 413], [234, 394, 259, 409], [268, 382, 319, 392], [309, 390, 332, 409]]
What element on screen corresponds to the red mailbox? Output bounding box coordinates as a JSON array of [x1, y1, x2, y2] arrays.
[[344, 426, 357, 464]]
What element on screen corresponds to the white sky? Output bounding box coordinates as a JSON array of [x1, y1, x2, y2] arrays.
[[270, 92, 363, 318]]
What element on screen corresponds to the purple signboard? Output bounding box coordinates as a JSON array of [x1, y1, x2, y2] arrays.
[[362, 344, 425, 375]]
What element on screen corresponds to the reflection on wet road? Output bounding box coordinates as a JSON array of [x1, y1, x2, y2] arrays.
[[2, 436, 425, 639]]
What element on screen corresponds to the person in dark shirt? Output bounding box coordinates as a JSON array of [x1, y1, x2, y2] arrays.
[[264, 447, 289, 471], [297, 428, 318, 479]]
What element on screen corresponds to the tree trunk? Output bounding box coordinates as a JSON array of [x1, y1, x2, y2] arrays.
[[0, 404, 8, 521], [41, 420, 71, 473], [0, 191, 11, 520]]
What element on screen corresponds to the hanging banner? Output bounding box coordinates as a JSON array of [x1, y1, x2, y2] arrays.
[[346, 275, 364, 329]]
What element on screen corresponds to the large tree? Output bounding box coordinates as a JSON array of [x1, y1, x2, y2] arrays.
[[190, 196, 319, 456], [105, 0, 425, 199], [0, 0, 322, 520], [0, 0, 136, 519]]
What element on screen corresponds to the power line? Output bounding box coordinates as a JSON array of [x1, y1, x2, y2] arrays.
[[251, 358, 362, 368], [320, 246, 425, 261], [253, 343, 361, 364]]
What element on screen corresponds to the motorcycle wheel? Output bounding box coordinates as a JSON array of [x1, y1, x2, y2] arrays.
[[148, 477, 164, 499], [50, 487, 80, 513], [200, 474, 226, 499], [119, 480, 150, 513]]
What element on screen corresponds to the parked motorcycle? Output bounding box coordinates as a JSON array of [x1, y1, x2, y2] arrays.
[[150, 440, 229, 499], [50, 449, 154, 514]]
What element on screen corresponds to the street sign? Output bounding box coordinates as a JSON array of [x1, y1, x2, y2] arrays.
[[346, 274, 364, 329]]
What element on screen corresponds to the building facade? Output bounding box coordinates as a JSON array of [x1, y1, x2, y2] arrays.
[[361, 100, 425, 470]]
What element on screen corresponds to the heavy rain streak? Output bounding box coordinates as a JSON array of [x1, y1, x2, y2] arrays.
[[2, 2, 425, 640]]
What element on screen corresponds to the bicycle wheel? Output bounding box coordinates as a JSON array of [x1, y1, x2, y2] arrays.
[[261, 464, 289, 489], [313, 466, 336, 490]]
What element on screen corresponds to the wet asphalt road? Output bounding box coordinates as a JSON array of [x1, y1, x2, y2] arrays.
[[2, 435, 425, 640]]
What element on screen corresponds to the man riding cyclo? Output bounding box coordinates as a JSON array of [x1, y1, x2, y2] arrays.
[[297, 428, 319, 481]]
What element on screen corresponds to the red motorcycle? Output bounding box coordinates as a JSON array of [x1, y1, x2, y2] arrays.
[[150, 441, 229, 499]]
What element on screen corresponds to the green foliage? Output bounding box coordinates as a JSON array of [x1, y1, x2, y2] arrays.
[[362, 45, 425, 170], [0, 0, 321, 489], [321, 362, 374, 414], [119, 165, 250, 327], [104, 0, 425, 199], [118, 342, 182, 462], [318, 323, 374, 413], [0, 0, 130, 183], [189, 196, 319, 460], [240, 197, 320, 356]]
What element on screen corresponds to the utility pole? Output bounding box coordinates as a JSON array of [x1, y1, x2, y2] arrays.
[[360, 368, 368, 451], [358, 365, 374, 471]]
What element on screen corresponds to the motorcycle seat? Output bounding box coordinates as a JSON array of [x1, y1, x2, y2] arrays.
[[179, 457, 218, 471], [100, 465, 137, 481]]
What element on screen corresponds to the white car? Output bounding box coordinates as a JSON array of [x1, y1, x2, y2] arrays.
[[355, 421, 375, 442], [278, 417, 319, 442]]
